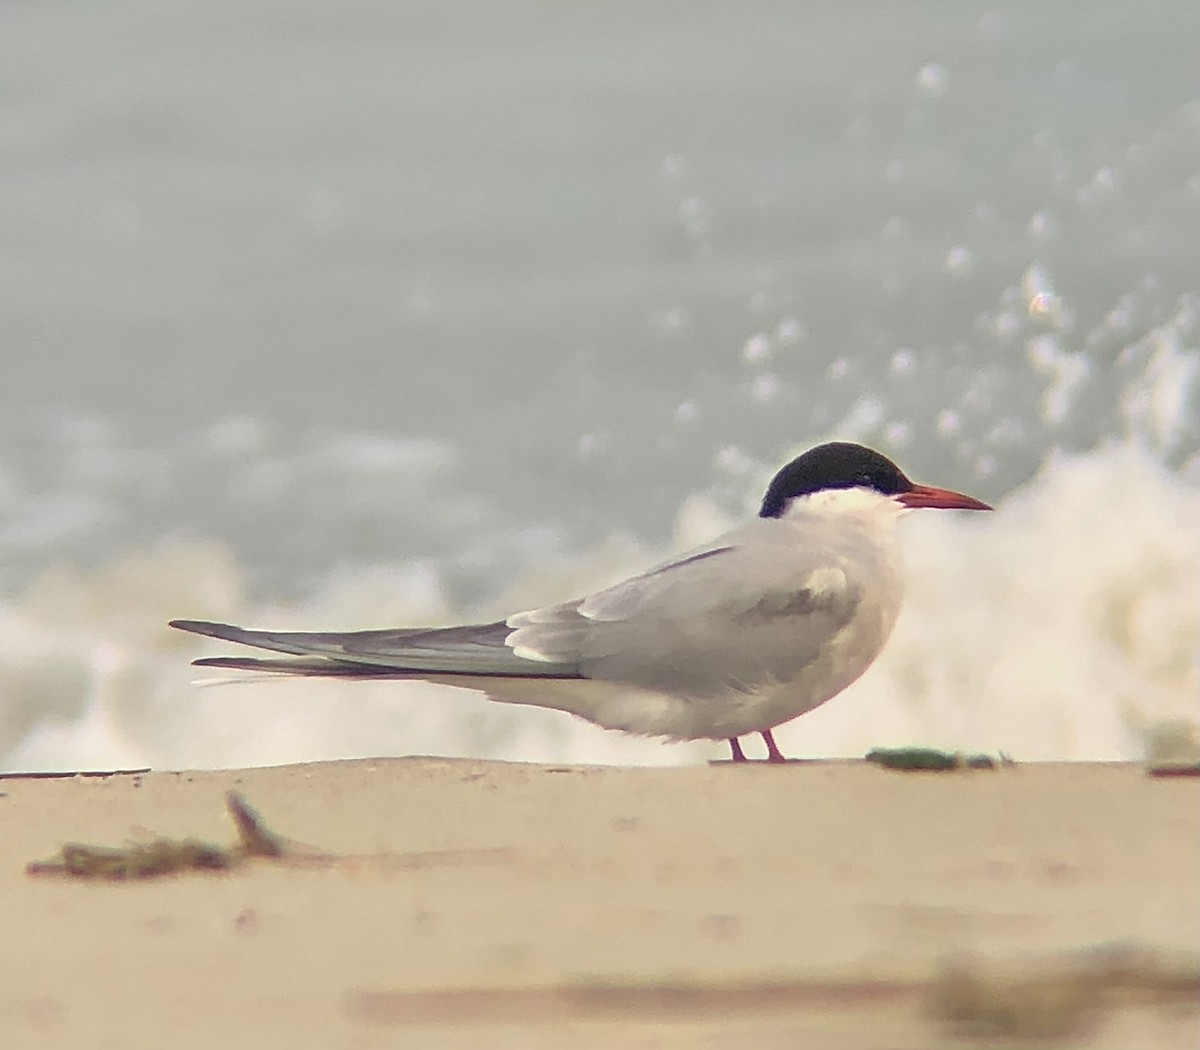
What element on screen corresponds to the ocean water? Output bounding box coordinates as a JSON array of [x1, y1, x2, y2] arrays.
[[1, 2, 1198, 771]]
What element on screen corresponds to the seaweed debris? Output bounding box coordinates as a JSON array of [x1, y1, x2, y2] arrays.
[[865, 747, 1013, 772], [1146, 761, 1200, 778], [27, 791, 289, 880], [929, 944, 1200, 1040]]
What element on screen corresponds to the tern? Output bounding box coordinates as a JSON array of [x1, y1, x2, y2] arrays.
[[171, 442, 991, 762]]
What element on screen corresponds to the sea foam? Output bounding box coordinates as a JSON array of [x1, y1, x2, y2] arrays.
[[1, 442, 1196, 772]]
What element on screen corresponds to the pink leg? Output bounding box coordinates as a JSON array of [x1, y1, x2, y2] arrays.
[[762, 729, 788, 764], [728, 737, 748, 762]]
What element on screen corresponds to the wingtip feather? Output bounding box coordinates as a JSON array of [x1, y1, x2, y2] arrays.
[[191, 655, 406, 678], [170, 618, 233, 638]]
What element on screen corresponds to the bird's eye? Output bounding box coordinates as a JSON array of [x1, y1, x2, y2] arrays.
[[856, 473, 874, 486]]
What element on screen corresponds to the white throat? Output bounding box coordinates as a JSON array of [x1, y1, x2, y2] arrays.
[[778, 486, 909, 524]]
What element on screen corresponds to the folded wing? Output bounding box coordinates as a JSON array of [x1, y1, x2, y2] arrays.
[[171, 521, 863, 699], [169, 619, 583, 678]]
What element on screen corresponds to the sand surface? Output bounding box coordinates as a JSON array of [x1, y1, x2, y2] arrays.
[[2, 758, 1197, 1048]]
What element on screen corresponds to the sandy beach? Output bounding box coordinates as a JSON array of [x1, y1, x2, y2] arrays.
[[2, 758, 1197, 1048]]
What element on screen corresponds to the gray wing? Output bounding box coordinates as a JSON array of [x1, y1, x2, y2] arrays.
[[169, 619, 583, 678], [508, 527, 864, 697], [171, 521, 862, 694]]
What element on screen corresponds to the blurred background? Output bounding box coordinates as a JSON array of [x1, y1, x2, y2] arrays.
[[1, 0, 1197, 771]]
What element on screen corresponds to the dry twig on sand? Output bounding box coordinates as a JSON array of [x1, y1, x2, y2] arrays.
[[26, 791, 290, 880]]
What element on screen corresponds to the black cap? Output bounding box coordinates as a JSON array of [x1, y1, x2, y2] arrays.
[[759, 442, 913, 518]]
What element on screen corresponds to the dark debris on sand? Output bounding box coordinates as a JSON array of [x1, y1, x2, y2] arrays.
[[26, 792, 291, 880], [864, 747, 1014, 772]]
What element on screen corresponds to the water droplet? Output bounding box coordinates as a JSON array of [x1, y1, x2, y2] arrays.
[[678, 196, 710, 238], [993, 311, 1022, 339], [890, 348, 917, 376], [674, 401, 699, 424], [577, 433, 606, 457], [741, 334, 772, 364], [661, 153, 688, 179], [974, 454, 998, 477], [916, 62, 949, 98], [656, 306, 688, 332], [775, 316, 805, 346], [750, 374, 779, 403], [1028, 211, 1055, 239], [944, 245, 975, 277], [935, 410, 961, 437]]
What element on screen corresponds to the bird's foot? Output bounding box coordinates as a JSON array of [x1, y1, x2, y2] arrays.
[[726, 732, 789, 763], [762, 729, 788, 763]]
